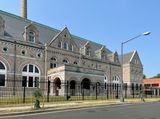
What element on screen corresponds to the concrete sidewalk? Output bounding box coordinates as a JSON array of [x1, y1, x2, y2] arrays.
[[0, 100, 119, 113], [0, 98, 158, 116]]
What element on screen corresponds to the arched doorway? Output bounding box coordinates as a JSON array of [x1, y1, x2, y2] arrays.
[[54, 78, 61, 96], [70, 80, 76, 96], [81, 78, 91, 96]]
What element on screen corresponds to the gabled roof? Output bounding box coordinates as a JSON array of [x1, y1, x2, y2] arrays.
[[119, 51, 135, 64], [0, 10, 113, 55]]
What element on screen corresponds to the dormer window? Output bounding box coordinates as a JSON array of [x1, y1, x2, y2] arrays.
[[29, 31, 35, 43], [86, 47, 91, 56], [23, 24, 39, 43], [102, 51, 106, 60]]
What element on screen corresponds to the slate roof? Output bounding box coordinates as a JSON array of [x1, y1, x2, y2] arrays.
[[0, 10, 112, 55], [119, 51, 134, 64]]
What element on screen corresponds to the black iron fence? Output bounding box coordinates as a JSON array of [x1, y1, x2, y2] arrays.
[[0, 79, 159, 105]]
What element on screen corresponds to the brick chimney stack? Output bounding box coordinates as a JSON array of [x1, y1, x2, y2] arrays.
[[20, 0, 27, 18]]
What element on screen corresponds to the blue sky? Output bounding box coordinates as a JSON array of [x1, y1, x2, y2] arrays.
[[0, 0, 159, 78]]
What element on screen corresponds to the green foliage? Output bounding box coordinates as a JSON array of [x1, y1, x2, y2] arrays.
[[33, 89, 42, 100], [152, 73, 160, 78], [33, 89, 42, 109], [143, 74, 146, 79]]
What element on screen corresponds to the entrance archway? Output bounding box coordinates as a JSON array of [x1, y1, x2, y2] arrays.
[[70, 80, 76, 96], [81, 78, 91, 96], [54, 78, 61, 96], [81, 78, 90, 89]]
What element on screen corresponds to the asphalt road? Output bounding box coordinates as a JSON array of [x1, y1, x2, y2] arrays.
[[1, 102, 160, 119]]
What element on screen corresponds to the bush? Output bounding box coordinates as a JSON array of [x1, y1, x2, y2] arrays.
[[33, 89, 42, 109]]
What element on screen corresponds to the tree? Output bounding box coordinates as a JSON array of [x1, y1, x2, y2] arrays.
[[152, 73, 160, 78], [143, 74, 146, 79]]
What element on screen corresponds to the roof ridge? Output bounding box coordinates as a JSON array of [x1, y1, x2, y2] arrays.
[[0, 10, 110, 51]]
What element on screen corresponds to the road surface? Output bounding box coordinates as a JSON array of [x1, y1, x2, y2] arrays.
[[1, 102, 160, 119]]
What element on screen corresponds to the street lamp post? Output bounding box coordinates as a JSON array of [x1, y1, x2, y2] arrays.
[[120, 31, 150, 102]]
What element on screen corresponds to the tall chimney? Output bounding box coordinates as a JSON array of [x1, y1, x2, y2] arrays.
[[20, 0, 27, 18]]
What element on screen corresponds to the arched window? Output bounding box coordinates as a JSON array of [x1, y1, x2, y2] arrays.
[[0, 61, 6, 86], [22, 64, 40, 88], [102, 51, 106, 60], [28, 31, 35, 43], [64, 42, 68, 50], [58, 42, 62, 48], [73, 61, 78, 65], [50, 57, 57, 61], [112, 76, 120, 90], [63, 59, 68, 64], [69, 44, 73, 51], [50, 57, 57, 68], [86, 47, 91, 56]]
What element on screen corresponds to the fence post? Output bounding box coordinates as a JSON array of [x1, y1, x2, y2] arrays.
[[23, 85, 26, 104], [47, 80, 50, 102], [96, 83, 97, 100], [66, 81, 70, 101], [132, 85, 135, 98], [116, 84, 118, 99], [107, 84, 109, 99], [82, 85, 84, 100]]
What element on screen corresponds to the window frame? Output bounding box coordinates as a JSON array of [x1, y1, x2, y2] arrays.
[[22, 64, 40, 88], [0, 61, 7, 87], [28, 31, 36, 43]]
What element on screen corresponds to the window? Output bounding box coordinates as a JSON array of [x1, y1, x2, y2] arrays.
[[22, 64, 40, 88], [2, 47, 8, 52], [29, 64, 33, 72], [69, 44, 73, 51], [50, 57, 57, 68], [64, 42, 68, 50], [73, 61, 78, 65], [50, 63, 53, 68], [63, 59, 68, 64], [28, 31, 35, 43], [53, 63, 57, 68], [0, 61, 6, 86], [50, 57, 57, 61], [58, 42, 62, 48], [21, 50, 26, 55], [86, 47, 91, 56], [102, 51, 106, 60]]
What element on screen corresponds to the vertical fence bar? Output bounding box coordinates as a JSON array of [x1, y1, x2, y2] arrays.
[[96, 83, 97, 100], [47, 80, 50, 102], [23, 85, 26, 103], [107, 84, 109, 99]]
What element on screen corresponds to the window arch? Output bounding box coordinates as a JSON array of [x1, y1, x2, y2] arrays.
[[28, 31, 36, 43], [0, 61, 6, 86], [63, 59, 69, 64], [22, 64, 40, 88]]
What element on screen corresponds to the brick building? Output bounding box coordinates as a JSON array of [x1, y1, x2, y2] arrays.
[[0, 0, 143, 97]]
